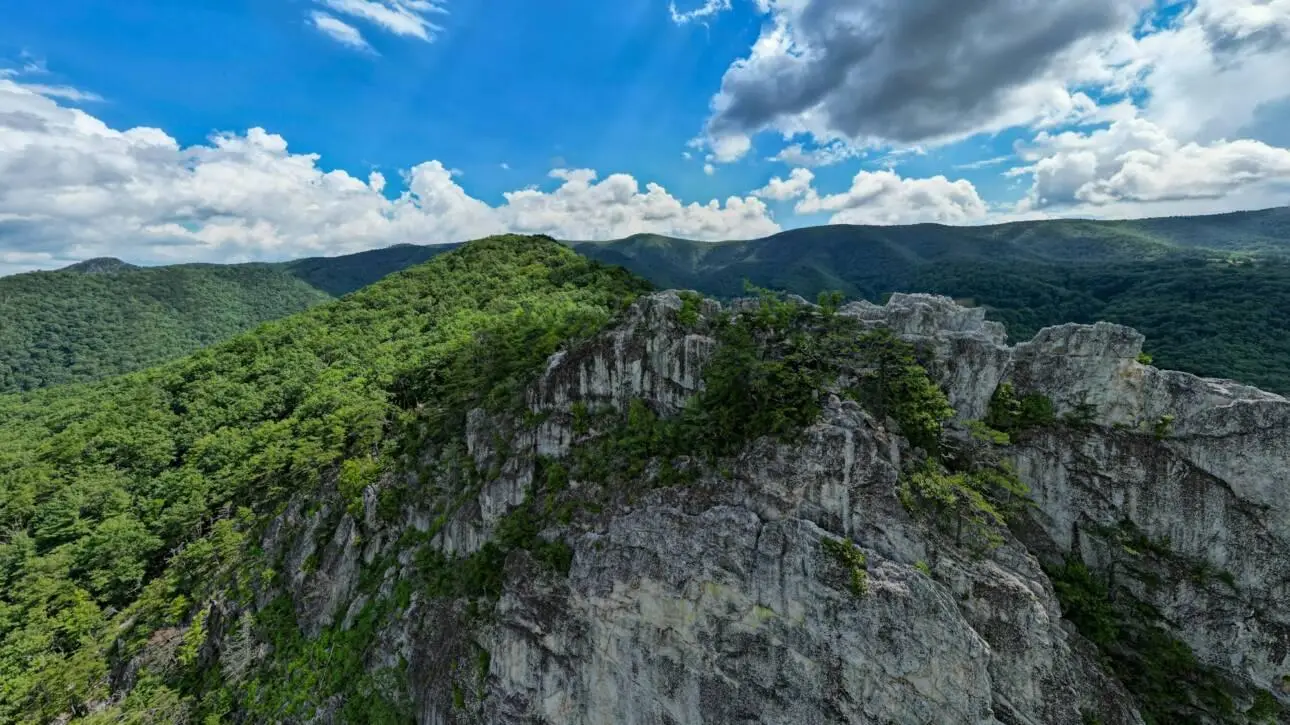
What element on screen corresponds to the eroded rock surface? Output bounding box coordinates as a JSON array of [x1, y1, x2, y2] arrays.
[[240, 290, 1287, 724]]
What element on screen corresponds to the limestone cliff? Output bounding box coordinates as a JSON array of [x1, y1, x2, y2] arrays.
[[204, 291, 1288, 724]]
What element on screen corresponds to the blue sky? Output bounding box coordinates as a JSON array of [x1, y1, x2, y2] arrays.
[[1, 0, 1289, 273], [3, 0, 769, 202]]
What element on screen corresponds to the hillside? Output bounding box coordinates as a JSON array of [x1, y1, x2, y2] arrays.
[[0, 236, 649, 723], [1, 236, 1286, 723], [279, 243, 458, 297], [2, 207, 1287, 396], [0, 263, 332, 393], [0, 245, 463, 394], [571, 207, 1290, 393]]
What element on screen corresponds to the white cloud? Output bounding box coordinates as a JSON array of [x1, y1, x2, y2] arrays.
[[8, 84, 103, 102], [310, 12, 375, 51], [669, 0, 731, 24], [754, 168, 815, 201], [694, 0, 1290, 168], [1013, 117, 1290, 211], [703, 163, 715, 176], [497, 169, 777, 241], [795, 169, 990, 225], [0, 81, 780, 275], [697, 0, 1152, 162], [954, 155, 1013, 171], [708, 133, 751, 163], [768, 141, 862, 167], [1132, 0, 1290, 142], [316, 0, 446, 42]]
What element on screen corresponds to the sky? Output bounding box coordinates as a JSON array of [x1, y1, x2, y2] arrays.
[[1, 0, 1289, 274]]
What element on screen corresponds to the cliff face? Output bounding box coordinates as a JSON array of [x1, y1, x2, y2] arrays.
[[230, 292, 1288, 724]]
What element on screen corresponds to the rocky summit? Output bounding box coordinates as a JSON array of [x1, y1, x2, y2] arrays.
[[172, 288, 1286, 724]]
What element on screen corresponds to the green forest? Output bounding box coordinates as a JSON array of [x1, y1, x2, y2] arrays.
[[0, 234, 1280, 723], [0, 237, 649, 723], [4, 206, 1290, 396], [574, 214, 1290, 394], [0, 264, 331, 394]]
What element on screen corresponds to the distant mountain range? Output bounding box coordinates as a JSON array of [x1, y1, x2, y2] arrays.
[[2, 206, 1288, 394]]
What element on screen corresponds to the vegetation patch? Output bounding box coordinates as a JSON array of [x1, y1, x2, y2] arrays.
[[821, 537, 869, 597], [0, 236, 649, 723], [1048, 558, 1285, 725], [985, 382, 1056, 435]]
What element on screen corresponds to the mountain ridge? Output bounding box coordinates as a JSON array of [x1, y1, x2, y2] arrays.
[[2, 205, 1289, 395], [3, 238, 1285, 722]]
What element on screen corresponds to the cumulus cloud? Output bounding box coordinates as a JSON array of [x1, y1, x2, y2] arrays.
[[315, 0, 446, 43], [1012, 117, 1290, 210], [310, 12, 375, 51], [0, 81, 780, 275], [795, 169, 989, 226], [696, 0, 1290, 170], [700, 0, 1151, 160], [1132, 0, 1290, 142], [754, 168, 815, 201]]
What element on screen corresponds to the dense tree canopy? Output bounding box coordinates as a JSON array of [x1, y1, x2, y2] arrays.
[[0, 236, 650, 723], [575, 213, 1290, 393], [0, 264, 331, 394]]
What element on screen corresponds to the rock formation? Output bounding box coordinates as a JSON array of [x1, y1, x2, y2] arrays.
[[221, 291, 1289, 723]]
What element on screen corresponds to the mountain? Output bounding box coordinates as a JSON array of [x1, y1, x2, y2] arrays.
[[60, 257, 139, 274], [0, 262, 333, 393], [571, 207, 1290, 393], [3, 206, 1288, 396], [0, 244, 460, 395], [1, 237, 1285, 723], [279, 242, 458, 297]]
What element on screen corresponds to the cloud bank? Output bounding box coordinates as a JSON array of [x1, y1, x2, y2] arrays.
[[0, 80, 779, 275]]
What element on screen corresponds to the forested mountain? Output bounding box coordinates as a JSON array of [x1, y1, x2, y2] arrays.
[[0, 245, 460, 395], [0, 263, 331, 393], [3, 206, 1288, 395], [0, 237, 649, 722], [279, 243, 458, 297], [2, 235, 1286, 723], [571, 207, 1290, 393]]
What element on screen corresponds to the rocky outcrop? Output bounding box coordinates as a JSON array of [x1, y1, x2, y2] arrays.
[[840, 292, 1290, 713], [239, 290, 1287, 724]]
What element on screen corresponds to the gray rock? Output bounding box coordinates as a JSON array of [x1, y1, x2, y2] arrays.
[[217, 291, 1288, 724]]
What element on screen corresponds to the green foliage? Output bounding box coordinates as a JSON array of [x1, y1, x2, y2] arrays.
[[575, 209, 1290, 395], [282, 243, 456, 297], [914, 560, 932, 577], [1248, 690, 1281, 723], [1152, 414, 1176, 441], [232, 596, 412, 723], [985, 382, 1055, 435], [0, 263, 331, 393], [0, 236, 649, 723], [1137, 352, 1155, 365], [1063, 399, 1099, 429], [679, 287, 840, 455], [418, 502, 574, 602], [845, 329, 955, 453], [677, 291, 704, 327], [1047, 558, 1285, 725], [821, 537, 868, 597], [552, 289, 953, 510], [967, 419, 1011, 446], [901, 463, 1004, 551]]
